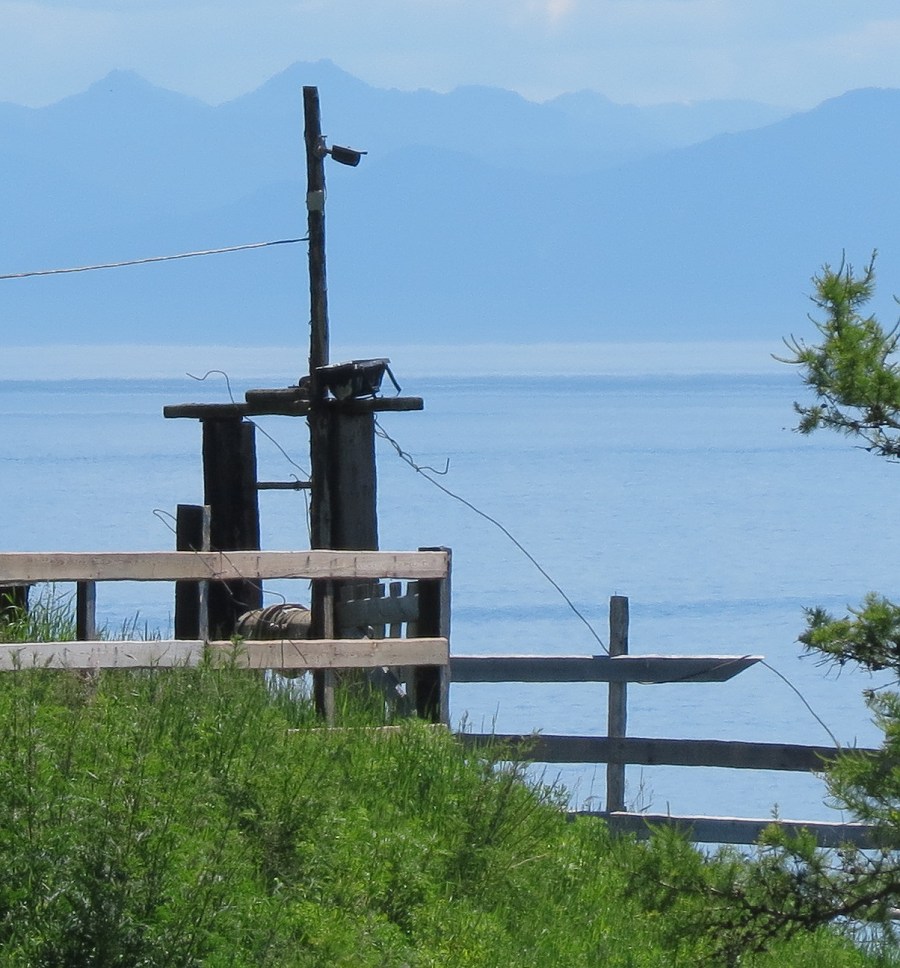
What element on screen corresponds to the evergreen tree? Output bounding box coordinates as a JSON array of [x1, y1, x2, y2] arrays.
[[668, 258, 900, 959], [783, 254, 900, 671]]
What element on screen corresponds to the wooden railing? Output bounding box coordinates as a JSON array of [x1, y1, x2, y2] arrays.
[[0, 559, 879, 845], [0, 549, 450, 722], [452, 595, 879, 847]]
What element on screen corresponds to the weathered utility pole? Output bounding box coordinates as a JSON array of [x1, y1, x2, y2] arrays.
[[303, 87, 379, 559], [304, 86, 333, 567], [303, 86, 375, 716], [304, 86, 329, 402]]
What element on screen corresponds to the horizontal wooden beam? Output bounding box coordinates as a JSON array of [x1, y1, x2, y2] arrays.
[[0, 550, 449, 583], [163, 397, 424, 420], [337, 593, 419, 629], [450, 654, 762, 683], [589, 811, 879, 848], [459, 733, 875, 772], [0, 637, 449, 671]]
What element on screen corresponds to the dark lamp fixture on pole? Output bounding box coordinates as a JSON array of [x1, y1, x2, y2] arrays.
[[317, 138, 367, 167]]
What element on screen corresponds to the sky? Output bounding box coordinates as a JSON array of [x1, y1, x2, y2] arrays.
[[2, 1, 900, 110]]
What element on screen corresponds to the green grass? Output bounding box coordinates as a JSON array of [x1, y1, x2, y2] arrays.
[[0, 585, 76, 644], [0, 595, 894, 966]]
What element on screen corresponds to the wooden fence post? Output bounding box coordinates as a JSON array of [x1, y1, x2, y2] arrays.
[[0, 584, 30, 623], [76, 581, 97, 642], [201, 418, 262, 637], [414, 546, 451, 724], [606, 595, 629, 812], [174, 504, 211, 639]]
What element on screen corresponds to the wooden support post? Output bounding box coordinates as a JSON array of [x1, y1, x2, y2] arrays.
[[606, 595, 629, 812], [0, 583, 29, 621], [414, 547, 451, 724], [201, 418, 262, 637], [328, 411, 379, 550], [310, 580, 337, 723], [76, 581, 97, 642], [174, 504, 211, 639]]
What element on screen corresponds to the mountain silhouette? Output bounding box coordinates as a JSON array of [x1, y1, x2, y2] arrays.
[[3, 63, 897, 347]]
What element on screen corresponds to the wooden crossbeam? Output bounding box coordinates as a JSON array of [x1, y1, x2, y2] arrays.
[[459, 733, 875, 772], [0, 637, 449, 671], [592, 811, 880, 848], [450, 654, 761, 683], [337, 592, 419, 629], [0, 550, 449, 583]]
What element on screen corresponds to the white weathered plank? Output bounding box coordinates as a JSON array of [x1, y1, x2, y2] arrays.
[[0, 550, 449, 584], [459, 733, 873, 772], [450, 654, 762, 683], [592, 811, 879, 848], [0, 637, 449, 671]]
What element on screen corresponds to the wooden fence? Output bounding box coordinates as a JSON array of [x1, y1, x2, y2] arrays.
[[0, 549, 450, 722], [0, 556, 880, 846], [452, 596, 879, 847]]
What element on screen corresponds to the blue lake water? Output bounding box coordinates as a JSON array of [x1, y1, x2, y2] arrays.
[[1, 342, 897, 824]]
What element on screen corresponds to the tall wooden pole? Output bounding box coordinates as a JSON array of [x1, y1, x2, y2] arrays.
[[305, 85, 332, 551], [305, 86, 331, 560], [304, 86, 334, 714], [304, 86, 329, 398], [303, 87, 383, 717]]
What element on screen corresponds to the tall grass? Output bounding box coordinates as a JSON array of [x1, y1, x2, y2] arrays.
[[0, 593, 892, 965], [0, 585, 76, 644]]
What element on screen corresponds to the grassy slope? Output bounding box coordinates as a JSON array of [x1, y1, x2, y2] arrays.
[[0, 598, 890, 965]]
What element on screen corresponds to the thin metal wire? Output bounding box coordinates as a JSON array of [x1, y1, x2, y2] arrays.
[[762, 660, 841, 748], [0, 237, 307, 281], [374, 416, 608, 653], [185, 369, 312, 483], [152, 508, 178, 535]]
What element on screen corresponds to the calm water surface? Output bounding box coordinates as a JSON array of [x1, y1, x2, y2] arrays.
[[1, 345, 896, 822]]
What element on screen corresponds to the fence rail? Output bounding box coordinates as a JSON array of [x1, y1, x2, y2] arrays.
[[595, 812, 879, 848], [450, 654, 761, 683], [458, 733, 857, 772], [0, 637, 449, 672], [0, 549, 449, 583], [1, 557, 881, 846], [0, 551, 450, 685], [451, 595, 880, 846]]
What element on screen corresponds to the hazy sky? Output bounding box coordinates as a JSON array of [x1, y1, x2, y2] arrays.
[[2, 2, 900, 109]]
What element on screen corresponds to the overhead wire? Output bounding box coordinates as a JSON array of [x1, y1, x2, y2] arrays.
[[0, 237, 306, 281]]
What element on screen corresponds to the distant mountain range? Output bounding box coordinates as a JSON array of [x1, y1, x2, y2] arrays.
[[3, 59, 899, 348]]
